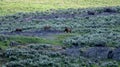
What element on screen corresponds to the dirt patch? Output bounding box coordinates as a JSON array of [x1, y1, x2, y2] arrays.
[[0, 30, 65, 39]]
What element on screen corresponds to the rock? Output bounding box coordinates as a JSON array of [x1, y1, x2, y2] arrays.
[[51, 45, 63, 51], [87, 11, 95, 15], [103, 8, 116, 13], [112, 48, 120, 61], [9, 41, 20, 46], [107, 50, 113, 59], [85, 47, 112, 59], [61, 46, 81, 57]]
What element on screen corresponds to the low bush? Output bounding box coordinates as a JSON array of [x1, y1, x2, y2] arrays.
[[63, 32, 120, 47], [101, 61, 118, 67], [2, 44, 97, 67]]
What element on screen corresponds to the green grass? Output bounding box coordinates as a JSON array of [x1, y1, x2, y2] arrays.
[[0, 36, 61, 49], [0, 0, 120, 16], [0, 33, 77, 49]]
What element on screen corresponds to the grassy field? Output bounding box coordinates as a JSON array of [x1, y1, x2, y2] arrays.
[[0, 0, 120, 16], [0, 33, 77, 49], [1, 0, 120, 66]]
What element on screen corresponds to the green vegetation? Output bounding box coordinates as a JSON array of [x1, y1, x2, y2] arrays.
[[1, 6, 120, 33], [0, 0, 120, 16], [0, 33, 76, 49], [1, 0, 120, 66], [2, 44, 119, 67], [1, 6, 120, 48], [64, 33, 120, 47]]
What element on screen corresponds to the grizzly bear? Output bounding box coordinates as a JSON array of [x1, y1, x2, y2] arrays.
[[11, 28, 23, 33], [64, 27, 72, 33], [43, 25, 51, 31]]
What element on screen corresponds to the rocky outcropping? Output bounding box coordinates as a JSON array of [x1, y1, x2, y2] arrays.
[[112, 48, 120, 61], [9, 41, 21, 46], [83, 47, 120, 61], [84, 47, 113, 59]]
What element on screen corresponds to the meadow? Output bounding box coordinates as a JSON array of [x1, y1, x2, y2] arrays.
[[0, 0, 120, 16], [1, 0, 120, 67]]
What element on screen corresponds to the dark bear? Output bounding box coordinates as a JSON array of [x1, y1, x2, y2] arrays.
[[11, 28, 22, 33], [64, 27, 72, 33], [11, 28, 23, 33], [15, 28, 22, 32], [43, 25, 51, 31]]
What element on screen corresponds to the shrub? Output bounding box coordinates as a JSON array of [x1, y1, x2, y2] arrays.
[[2, 44, 97, 67], [63, 33, 108, 47], [63, 32, 120, 47], [101, 61, 118, 67], [0, 35, 8, 41]]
